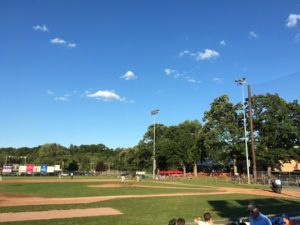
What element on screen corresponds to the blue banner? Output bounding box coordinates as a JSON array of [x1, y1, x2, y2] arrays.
[[41, 164, 48, 173]]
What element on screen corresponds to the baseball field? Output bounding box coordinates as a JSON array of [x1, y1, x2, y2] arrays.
[[0, 176, 299, 225]]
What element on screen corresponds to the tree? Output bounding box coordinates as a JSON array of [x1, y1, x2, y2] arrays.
[[177, 120, 202, 176], [35, 143, 69, 165], [67, 160, 79, 172], [160, 124, 195, 176], [118, 147, 138, 172], [203, 95, 244, 173], [251, 94, 300, 170], [95, 161, 107, 172], [134, 141, 153, 170]]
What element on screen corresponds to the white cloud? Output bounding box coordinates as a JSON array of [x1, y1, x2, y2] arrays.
[[187, 78, 196, 83], [50, 38, 66, 44], [33, 25, 49, 32], [164, 68, 181, 78], [68, 43, 77, 48], [178, 50, 190, 57], [164, 68, 176, 76], [286, 14, 300, 28], [185, 76, 202, 84], [55, 97, 69, 101], [86, 90, 128, 102], [47, 90, 54, 95], [48, 90, 78, 102], [164, 69, 201, 84], [212, 77, 222, 83], [120, 70, 137, 80], [179, 49, 219, 61], [249, 31, 258, 38], [196, 49, 220, 60], [220, 40, 226, 46], [295, 33, 300, 42]]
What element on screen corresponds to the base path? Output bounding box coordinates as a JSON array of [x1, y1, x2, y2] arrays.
[[0, 207, 122, 223]]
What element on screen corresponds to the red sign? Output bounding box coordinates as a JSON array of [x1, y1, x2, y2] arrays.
[[159, 170, 183, 175], [26, 164, 34, 173]]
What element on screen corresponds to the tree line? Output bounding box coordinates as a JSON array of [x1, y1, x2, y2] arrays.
[[1, 93, 299, 175]]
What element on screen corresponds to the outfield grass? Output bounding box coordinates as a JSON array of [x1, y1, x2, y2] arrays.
[[163, 177, 267, 189], [0, 175, 118, 180], [0, 177, 265, 198], [0, 181, 217, 198]]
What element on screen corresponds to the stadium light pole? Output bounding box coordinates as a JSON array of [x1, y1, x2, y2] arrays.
[[151, 109, 159, 180], [235, 77, 250, 184]]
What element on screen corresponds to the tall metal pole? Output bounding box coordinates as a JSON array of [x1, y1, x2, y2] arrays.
[[248, 85, 257, 182], [151, 109, 159, 180], [153, 116, 156, 179], [235, 78, 250, 184]]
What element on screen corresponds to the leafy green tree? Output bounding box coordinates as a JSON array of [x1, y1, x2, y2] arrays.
[[203, 95, 244, 172], [67, 160, 79, 172], [95, 161, 107, 172], [160, 124, 195, 176], [178, 120, 202, 176], [251, 94, 300, 170], [35, 143, 69, 165], [135, 141, 153, 170], [137, 124, 168, 172], [118, 147, 138, 172]]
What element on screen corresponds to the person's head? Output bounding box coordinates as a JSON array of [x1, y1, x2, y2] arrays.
[[177, 218, 185, 225], [282, 213, 290, 220], [204, 212, 212, 222], [168, 218, 177, 225], [247, 202, 260, 219]]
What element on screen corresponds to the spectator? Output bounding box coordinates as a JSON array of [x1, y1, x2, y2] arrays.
[[177, 218, 185, 225], [194, 212, 213, 225], [121, 175, 125, 183], [247, 202, 271, 225], [282, 213, 295, 225], [168, 218, 177, 225]]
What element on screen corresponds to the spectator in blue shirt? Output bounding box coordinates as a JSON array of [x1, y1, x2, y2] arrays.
[[247, 202, 272, 225]]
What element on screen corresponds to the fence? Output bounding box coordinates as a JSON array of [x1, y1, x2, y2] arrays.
[[230, 171, 300, 187]]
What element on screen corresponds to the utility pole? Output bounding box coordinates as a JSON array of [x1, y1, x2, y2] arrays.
[[235, 77, 250, 184], [248, 85, 257, 182]]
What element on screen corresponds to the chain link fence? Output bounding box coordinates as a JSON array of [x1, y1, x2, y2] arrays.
[[230, 171, 300, 188]]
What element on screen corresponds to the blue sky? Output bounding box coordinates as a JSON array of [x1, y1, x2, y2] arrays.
[[1, 0, 300, 149]]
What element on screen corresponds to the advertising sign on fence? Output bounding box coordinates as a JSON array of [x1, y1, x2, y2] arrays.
[[34, 166, 41, 173], [54, 165, 61, 171], [18, 165, 26, 173], [41, 164, 47, 173], [47, 166, 54, 173], [12, 164, 19, 172], [2, 166, 12, 173], [26, 164, 34, 173]]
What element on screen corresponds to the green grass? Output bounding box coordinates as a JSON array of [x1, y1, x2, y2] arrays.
[[0, 177, 299, 225], [0, 181, 216, 198], [0, 175, 118, 180], [1, 194, 299, 225], [161, 177, 268, 189]]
